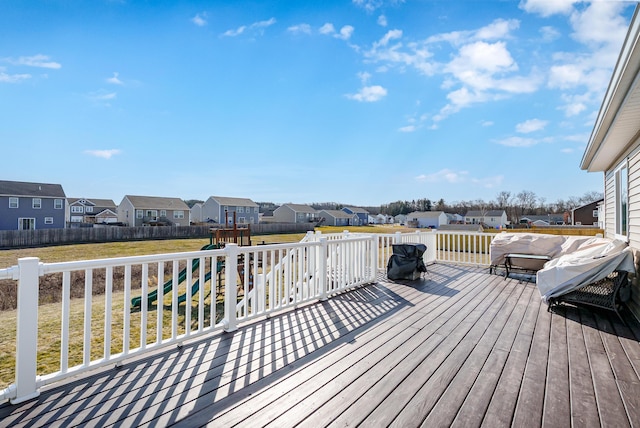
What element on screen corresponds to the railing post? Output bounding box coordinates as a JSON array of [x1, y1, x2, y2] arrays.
[[370, 235, 378, 280], [12, 257, 41, 404], [224, 244, 238, 333], [394, 231, 402, 244], [305, 231, 314, 242], [318, 238, 328, 301]]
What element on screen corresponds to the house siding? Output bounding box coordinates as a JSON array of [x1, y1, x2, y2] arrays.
[[0, 196, 65, 230]]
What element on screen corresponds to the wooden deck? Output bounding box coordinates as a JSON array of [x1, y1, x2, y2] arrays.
[[2, 263, 640, 427]]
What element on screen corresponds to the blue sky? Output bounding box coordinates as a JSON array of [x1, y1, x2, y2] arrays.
[[1, 0, 637, 206]]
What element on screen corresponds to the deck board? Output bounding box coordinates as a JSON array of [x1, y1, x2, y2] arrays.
[[1, 264, 640, 427]]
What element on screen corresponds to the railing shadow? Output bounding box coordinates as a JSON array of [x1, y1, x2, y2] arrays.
[[0, 264, 480, 426]]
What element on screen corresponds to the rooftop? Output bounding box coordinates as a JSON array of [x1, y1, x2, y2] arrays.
[[2, 264, 639, 426]]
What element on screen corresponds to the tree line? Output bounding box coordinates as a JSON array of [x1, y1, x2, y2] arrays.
[[378, 190, 603, 222]]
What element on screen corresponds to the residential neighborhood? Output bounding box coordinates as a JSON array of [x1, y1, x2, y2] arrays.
[[0, 178, 600, 232]]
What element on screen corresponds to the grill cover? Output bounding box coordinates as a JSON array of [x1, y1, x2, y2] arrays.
[[387, 243, 427, 280]]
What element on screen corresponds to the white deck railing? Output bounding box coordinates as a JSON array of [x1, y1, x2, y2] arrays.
[[0, 230, 495, 404]]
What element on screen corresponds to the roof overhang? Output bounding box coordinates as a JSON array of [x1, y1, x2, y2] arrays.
[[581, 5, 640, 173]]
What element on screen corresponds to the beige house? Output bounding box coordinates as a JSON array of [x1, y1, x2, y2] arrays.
[[117, 195, 190, 227], [581, 5, 640, 319]]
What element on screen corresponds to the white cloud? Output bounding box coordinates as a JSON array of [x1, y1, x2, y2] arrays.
[[516, 118, 548, 133], [222, 18, 275, 37], [540, 26, 560, 42], [320, 23, 354, 40], [480, 120, 494, 127], [346, 85, 388, 102], [319, 23, 335, 35], [8, 54, 61, 69], [353, 0, 385, 13], [0, 72, 31, 83], [357, 71, 371, 84], [337, 25, 355, 40], [519, 0, 577, 17], [192, 12, 207, 27], [288, 23, 312, 35], [415, 169, 469, 184], [561, 148, 574, 153], [88, 90, 117, 104], [398, 125, 416, 133], [377, 15, 388, 27], [222, 26, 246, 37], [494, 136, 538, 147], [474, 18, 519, 40], [84, 149, 122, 159], [569, 1, 627, 47], [106, 72, 123, 85]]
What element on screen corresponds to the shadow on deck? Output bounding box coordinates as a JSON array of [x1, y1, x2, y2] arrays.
[[1, 263, 639, 427]]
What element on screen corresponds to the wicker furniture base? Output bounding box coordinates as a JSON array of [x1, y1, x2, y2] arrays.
[[548, 270, 629, 320]]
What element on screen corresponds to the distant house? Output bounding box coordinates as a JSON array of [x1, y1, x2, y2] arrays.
[[465, 210, 507, 228], [572, 200, 603, 226], [0, 180, 67, 230], [201, 196, 259, 225], [67, 198, 117, 225], [406, 211, 447, 228], [446, 213, 464, 224], [190, 202, 204, 223], [273, 204, 319, 223], [117, 195, 190, 227], [520, 214, 565, 226], [394, 214, 407, 225], [319, 209, 353, 226], [342, 206, 369, 226]]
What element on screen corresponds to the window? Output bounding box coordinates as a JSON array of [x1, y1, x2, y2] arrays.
[[237, 206, 244, 213], [32, 198, 42, 209], [160, 210, 167, 217], [615, 162, 628, 237], [136, 210, 143, 219], [592, 209, 598, 218], [71, 206, 84, 213], [9, 197, 18, 208], [44, 217, 54, 224], [254, 207, 259, 213], [54, 199, 63, 209], [85, 206, 93, 213], [238, 217, 246, 223], [174, 211, 184, 219]]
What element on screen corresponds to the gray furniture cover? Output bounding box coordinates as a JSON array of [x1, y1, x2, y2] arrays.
[[387, 243, 427, 280]]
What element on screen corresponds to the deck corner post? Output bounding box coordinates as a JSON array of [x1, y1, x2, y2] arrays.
[[305, 231, 314, 242], [319, 238, 328, 301], [12, 257, 42, 404], [224, 244, 239, 333], [394, 231, 402, 244]]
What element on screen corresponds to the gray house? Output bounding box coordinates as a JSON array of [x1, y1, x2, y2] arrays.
[[0, 180, 67, 230], [319, 209, 353, 226], [67, 198, 117, 225], [117, 195, 190, 227], [342, 206, 369, 226], [202, 196, 259, 225], [273, 204, 319, 223], [190, 202, 204, 223]]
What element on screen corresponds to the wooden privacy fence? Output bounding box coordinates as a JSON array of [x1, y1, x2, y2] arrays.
[[0, 223, 314, 249]]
